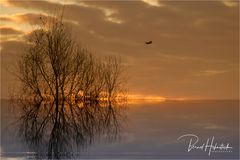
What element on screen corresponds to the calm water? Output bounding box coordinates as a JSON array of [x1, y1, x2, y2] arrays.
[[1, 99, 239, 159]]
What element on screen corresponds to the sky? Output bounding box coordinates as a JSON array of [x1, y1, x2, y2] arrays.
[[0, 0, 239, 100]]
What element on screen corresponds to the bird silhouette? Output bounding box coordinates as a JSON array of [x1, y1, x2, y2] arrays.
[[145, 41, 152, 45]]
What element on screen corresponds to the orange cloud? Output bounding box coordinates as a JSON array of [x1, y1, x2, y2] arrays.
[[0, 26, 23, 35], [0, 0, 238, 99], [141, 0, 164, 7]]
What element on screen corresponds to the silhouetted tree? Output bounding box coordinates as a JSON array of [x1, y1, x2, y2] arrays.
[[13, 11, 128, 160], [104, 56, 124, 100], [16, 15, 126, 103]]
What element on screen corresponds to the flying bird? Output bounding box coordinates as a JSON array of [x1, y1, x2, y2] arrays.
[[145, 41, 152, 45]]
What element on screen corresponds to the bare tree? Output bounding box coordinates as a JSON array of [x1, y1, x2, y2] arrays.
[[16, 15, 126, 103], [13, 12, 128, 159], [103, 56, 125, 100]]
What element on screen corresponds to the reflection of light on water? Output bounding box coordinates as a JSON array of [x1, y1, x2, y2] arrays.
[[127, 94, 166, 100], [127, 94, 166, 104], [126, 94, 200, 104]]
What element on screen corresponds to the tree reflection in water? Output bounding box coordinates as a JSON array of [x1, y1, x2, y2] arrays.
[[17, 99, 126, 159]]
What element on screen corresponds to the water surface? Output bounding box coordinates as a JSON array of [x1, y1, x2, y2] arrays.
[[1, 100, 239, 159]]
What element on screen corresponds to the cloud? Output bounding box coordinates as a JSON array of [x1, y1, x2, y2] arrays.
[[0, 40, 27, 56], [0, 16, 14, 22], [0, 26, 23, 35], [5, 0, 123, 24], [0, 14, 41, 25], [0, 0, 239, 99], [141, 0, 163, 7], [76, 1, 124, 24], [16, 13, 47, 25], [5, 0, 57, 11], [221, 0, 239, 7]]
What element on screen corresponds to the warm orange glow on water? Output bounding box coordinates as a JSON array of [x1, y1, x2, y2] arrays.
[[128, 94, 166, 100], [126, 94, 206, 104], [126, 94, 167, 104]]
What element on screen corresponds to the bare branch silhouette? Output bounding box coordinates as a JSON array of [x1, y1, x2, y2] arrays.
[[13, 13, 128, 159], [16, 15, 127, 103]]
